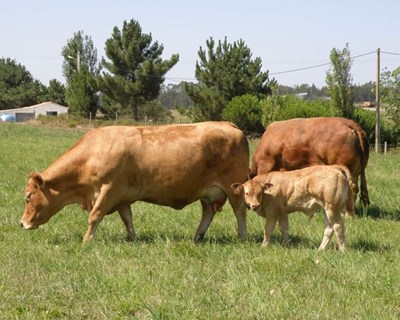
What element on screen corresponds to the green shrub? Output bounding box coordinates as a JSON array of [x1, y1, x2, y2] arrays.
[[261, 95, 337, 127], [223, 94, 264, 135], [353, 108, 399, 146], [352, 108, 376, 141]]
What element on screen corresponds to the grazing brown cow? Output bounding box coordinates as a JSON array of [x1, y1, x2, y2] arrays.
[[232, 165, 355, 251], [20, 122, 249, 242], [249, 117, 370, 207]]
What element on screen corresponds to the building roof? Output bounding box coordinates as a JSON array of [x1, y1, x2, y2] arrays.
[[0, 101, 68, 114]]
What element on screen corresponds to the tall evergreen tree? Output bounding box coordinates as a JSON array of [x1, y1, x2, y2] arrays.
[[61, 31, 101, 117], [0, 58, 45, 109], [326, 43, 354, 118], [61, 31, 101, 81], [98, 19, 179, 121], [186, 37, 276, 121], [45, 79, 66, 106], [65, 69, 98, 117]]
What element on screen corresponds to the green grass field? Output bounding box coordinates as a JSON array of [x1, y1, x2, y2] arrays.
[[0, 122, 399, 319]]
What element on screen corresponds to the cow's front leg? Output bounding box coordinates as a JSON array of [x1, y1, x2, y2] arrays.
[[83, 210, 105, 242], [261, 216, 277, 247], [230, 198, 247, 240], [82, 186, 112, 242], [278, 214, 289, 245], [117, 204, 136, 241], [194, 200, 216, 242]]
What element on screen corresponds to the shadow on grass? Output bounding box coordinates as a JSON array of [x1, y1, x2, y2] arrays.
[[43, 229, 324, 249], [248, 233, 314, 249], [44, 229, 392, 254], [355, 205, 400, 221], [349, 239, 392, 252]]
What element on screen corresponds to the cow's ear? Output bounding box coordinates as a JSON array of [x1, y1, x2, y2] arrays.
[[262, 183, 273, 194], [231, 183, 243, 195], [31, 173, 45, 188]]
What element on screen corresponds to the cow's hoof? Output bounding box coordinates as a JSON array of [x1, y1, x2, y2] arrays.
[[194, 234, 205, 243]]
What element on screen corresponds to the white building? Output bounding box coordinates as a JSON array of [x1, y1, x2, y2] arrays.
[[0, 101, 68, 122]]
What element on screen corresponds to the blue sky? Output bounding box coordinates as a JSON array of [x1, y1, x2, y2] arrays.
[[1, 0, 399, 87]]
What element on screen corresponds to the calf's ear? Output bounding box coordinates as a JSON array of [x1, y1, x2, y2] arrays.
[[262, 183, 274, 193], [231, 183, 243, 195]]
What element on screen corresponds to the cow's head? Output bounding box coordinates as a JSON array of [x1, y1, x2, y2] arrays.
[[20, 173, 56, 229], [231, 179, 273, 212]]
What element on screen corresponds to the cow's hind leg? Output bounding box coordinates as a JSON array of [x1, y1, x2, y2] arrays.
[[227, 194, 247, 240], [117, 204, 136, 241], [194, 199, 217, 242]]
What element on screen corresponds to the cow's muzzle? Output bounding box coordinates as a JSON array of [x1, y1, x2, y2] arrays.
[[20, 221, 38, 230]]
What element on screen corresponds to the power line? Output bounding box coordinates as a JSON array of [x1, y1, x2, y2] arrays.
[[269, 51, 376, 76], [64, 49, 394, 84], [165, 50, 379, 82], [381, 51, 400, 56], [269, 62, 331, 76]]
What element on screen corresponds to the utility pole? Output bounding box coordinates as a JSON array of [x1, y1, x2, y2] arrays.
[[77, 50, 81, 72], [67, 50, 81, 72], [375, 48, 380, 153]]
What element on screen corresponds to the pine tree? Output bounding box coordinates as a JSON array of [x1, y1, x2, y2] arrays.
[[65, 69, 98, 117], [186, 37, 276, 121], [98, 19, 179, 121], [0, 58, 45, 109], [62, 31, 101, 117]]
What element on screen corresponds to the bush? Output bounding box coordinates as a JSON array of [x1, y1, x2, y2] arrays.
[[223, 94, 264, 135], [352, 108, 376, 142], [261, 95, 337, 127], [353, 108, 399, 146]]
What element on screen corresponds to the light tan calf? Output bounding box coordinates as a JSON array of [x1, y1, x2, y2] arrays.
[[232, 165, 355, 251]]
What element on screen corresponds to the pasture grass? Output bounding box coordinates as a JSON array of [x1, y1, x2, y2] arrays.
[[0, 122, 399, 319]]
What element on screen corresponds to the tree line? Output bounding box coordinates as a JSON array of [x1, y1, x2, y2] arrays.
[[0, 19, 399, 144]]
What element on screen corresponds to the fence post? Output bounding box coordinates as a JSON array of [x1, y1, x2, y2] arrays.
[[384, 141, 387, 154]]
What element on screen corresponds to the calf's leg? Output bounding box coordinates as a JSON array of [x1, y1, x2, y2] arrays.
[[262, 215, 277, 247], [278, 214, 289, 245], [318, 209, 345, 252], [318, 211, 334, 251], [332, 215, 345, 252]]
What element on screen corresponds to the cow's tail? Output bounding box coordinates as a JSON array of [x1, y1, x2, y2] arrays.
[[337, 165, 356, 217], [351, 121, 370, 207]]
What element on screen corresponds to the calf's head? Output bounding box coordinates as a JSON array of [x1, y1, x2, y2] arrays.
[[20, 173, 56, 229], [231, 180, 273, 212]]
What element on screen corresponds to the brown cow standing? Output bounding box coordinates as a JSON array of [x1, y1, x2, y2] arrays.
[[20, 122, 249, 242], [232, 165, 355, 251], [249, 117, 370, 207]]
